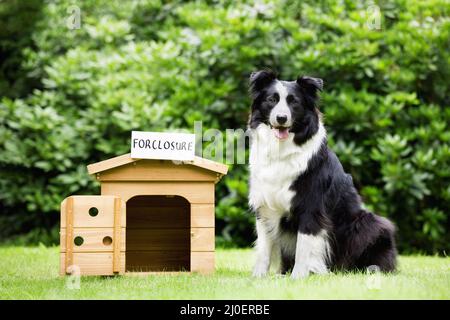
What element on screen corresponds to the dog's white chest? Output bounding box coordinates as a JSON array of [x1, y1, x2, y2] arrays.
[[248, 124, 326, 215], [249, 157, 297, 213]]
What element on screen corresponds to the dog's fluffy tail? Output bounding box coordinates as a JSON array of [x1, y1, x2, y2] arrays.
[[342, 210, 397, 272]]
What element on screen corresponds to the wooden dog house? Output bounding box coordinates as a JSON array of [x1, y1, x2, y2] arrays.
[[60, 153, 227, 276]]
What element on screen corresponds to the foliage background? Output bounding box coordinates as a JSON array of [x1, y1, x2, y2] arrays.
[[0, 0, 448, 254]]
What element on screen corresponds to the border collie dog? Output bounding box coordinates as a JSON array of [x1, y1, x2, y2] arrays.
[[248, 70, 397, 278]]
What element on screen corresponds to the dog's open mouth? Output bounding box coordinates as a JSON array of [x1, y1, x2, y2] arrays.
[[270, 125, 290, 140]]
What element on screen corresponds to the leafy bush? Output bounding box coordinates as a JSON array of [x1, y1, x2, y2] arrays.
[[0, 0, 448, 253]]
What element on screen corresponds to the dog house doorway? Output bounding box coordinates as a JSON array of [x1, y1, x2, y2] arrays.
[[126, 195, 190, 272]]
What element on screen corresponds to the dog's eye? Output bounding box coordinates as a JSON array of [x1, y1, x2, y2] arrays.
[[286, 95, 297, 104], [267, 94, 278, 104]]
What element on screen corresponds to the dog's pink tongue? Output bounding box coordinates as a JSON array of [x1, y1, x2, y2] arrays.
[[274, 128, 289, 140]]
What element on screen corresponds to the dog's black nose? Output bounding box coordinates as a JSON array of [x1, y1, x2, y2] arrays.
[[276, 115, 288, 125]]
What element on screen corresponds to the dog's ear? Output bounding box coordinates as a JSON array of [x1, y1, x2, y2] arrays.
[[296, 76, 323, 97], [249, 70, 277, 98]]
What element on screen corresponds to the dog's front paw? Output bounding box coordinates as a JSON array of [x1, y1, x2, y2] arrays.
[[312, 266, 329, 275], [290, 265, 310, 279], [253, 263, 269, 278], [291, 264, 329, 279]]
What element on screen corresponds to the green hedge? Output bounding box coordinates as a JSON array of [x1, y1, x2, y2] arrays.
[[0, 0, 449, 253]]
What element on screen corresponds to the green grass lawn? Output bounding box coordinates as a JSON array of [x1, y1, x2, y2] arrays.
[[0, 246, 448, 299]]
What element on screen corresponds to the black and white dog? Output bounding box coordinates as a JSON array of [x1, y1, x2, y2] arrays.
[[248, 70, 397, 278]]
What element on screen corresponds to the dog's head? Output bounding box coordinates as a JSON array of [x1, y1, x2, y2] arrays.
[[248, 70, 323, 145]]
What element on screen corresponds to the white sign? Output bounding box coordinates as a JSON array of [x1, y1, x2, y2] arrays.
[[131, 131, 196, 161]]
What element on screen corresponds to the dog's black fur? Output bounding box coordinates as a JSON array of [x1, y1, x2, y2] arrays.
[[249, 70, 397, 273]]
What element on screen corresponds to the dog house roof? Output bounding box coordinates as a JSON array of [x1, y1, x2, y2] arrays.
[[87, 153, 228, 176]]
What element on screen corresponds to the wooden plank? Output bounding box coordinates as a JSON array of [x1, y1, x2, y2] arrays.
[[60, 196, 126, 228], [126, 229, 190, 251], [60, 252, 125, 276], [60, 199, 66, 275], [191, 228, 215, 251], [191, 156, 228, 175], [87, 153, 228, 176], [191, 204, 215, 227], [87, 153, 136, 175], [98, 160, 217, 182], [60, 198, 67, 228], [113, 197, 121, 273], [126, 251, 190, 272], [101, 181, 215, 204], [65, 197, 74, 273], [127, 206, 189, 229], [190, 252, 214, 274], [60, 228, 126, 252]]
